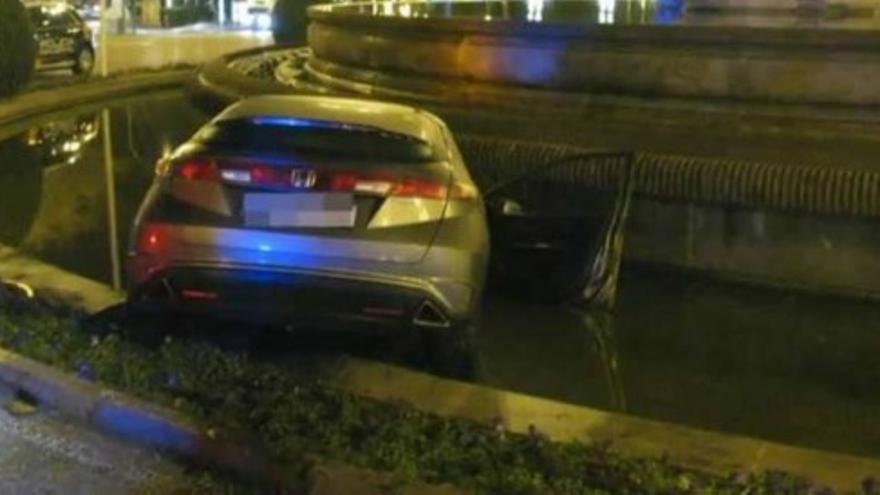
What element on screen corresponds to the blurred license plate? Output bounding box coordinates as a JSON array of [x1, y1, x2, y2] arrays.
[[244, 193, 356, 228]]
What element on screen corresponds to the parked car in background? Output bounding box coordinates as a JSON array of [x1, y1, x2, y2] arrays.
[[127, 96, 489, 376], [26, 2, 95, 75]]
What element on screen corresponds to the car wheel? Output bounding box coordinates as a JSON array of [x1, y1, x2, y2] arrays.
[[420, 323, 480, 380], [72, 47, 95, 75]]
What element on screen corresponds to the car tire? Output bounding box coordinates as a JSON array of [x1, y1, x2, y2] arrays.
[[72, 47, 95, 75], [420, 323, 480, 380]]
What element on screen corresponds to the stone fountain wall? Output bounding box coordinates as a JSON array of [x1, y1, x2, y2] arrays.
[[307, 3, 880, 106]]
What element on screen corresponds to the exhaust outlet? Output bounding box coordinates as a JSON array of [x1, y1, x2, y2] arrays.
[[413, 300, 451, 328]]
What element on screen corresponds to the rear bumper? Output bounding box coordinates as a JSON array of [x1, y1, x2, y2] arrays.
[[128, 264, 470, 332]]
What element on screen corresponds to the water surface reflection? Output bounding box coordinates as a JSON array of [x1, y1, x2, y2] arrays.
[[481, 272, 880, 457]]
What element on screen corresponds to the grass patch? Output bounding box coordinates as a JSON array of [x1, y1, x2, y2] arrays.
[[0, 284, 825, 494]]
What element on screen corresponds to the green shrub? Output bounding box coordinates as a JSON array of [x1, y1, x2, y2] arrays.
[[0, 0, 37, 97], [272, 0, 321, 45]]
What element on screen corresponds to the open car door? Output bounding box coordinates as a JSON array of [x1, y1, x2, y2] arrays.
[[483, 150, 635, 310]]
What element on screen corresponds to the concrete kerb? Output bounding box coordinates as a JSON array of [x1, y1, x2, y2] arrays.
[[0, 347, 314, 491], [333, 358, 880, 494], [1, 340, 878, 495], [0, 246, 279, 483], [0, 245, 124, 314], [0, 351, 465, 495]]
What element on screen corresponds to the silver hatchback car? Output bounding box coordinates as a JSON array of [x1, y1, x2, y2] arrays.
[[126, 96, 489, 372]]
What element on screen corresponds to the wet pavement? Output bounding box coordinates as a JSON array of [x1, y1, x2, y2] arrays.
[[0, 382, 195, 494], [1, 89, 879, 461]]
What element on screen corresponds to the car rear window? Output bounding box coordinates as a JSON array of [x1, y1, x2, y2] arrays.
[[196, 118, 437, 163]]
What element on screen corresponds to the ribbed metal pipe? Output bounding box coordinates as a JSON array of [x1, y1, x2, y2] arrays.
[[458, 135, 880, 218]]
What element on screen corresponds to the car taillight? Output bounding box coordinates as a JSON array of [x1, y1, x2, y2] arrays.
[[174, 159, 220, 181], [180, 289, 218, 301], [165, 158, 476, 200], [326, 173, 444, 199], [326, 172, 455, 199], [393, 178, 447, 198], [135, 226, 162, 253]]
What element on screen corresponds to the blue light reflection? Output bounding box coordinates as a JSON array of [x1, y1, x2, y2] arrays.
[[250, 116, 370, 132]]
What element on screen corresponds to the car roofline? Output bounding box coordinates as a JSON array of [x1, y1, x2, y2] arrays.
[[213, 95, 445, 144], [215, 115, 426, 142]]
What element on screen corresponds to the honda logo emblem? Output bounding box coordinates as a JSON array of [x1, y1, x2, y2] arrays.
[[290, 169, 318, 189]]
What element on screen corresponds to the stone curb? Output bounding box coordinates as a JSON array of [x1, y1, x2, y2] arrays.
[[0, 342, 467, 494], [0, 70, 191, 140], [334, 358, 880, 495], [0, 345, 293, 489], [0, 245, 124, 314]]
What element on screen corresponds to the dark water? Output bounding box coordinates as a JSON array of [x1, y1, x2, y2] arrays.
[[325, 0, 880, 30], [1, 91, 879, 458], [0, 92, 208, 284]]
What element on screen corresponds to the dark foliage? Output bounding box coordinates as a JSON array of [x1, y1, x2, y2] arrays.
[[0, 0, 37, 97], [0, 290, 820, 494]]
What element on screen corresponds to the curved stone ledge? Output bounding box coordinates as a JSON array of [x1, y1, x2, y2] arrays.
[[186, 45, 307, 109], [195, 48, 880, 219], [307, 1, 880, 105]]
